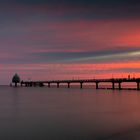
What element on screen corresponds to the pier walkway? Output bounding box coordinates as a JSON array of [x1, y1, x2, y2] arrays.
[[21, 78, 140, 90]]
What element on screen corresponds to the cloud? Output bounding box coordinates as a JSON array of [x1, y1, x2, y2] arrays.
[[1, 0, 140, 20], [31, 49, 140, 64], [1, 0, 140, 6], [0, 15, 140, 64], [0, 0, 140, 83], [2, 61, 140, 84]]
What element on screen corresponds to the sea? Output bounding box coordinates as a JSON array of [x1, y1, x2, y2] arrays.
[[0, 85, 140, 140]]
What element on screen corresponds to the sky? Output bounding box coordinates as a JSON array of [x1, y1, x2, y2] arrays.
[[0, 0, 140, 84]]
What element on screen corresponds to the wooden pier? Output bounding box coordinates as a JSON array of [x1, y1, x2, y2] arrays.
[[21, 78, 140, 90]]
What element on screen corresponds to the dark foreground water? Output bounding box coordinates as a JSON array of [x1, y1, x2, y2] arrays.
[[0, 86, 140, 140]]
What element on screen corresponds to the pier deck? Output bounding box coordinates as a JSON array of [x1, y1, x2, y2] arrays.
[[21, 78, 140, 90]]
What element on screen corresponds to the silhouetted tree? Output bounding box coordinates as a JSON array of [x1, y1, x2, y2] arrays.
[[12, 73, 20, 87]]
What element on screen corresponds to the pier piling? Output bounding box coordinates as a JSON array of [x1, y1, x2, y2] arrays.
[[48, 83, 50, 88], [118, 82, 122, 90], [112, 82, 115, 90], [96, 82, 99, 89], [137, 82, 140, 90], [68, 82, 70, 88], [80, 82, 83, 89], [57, 82, 60, 88]]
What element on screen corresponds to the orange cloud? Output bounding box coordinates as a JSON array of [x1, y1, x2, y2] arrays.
[[117, 32, 140, 47], [2, 61, 140, 83]]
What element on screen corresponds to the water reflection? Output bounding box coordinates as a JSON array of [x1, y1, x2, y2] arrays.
[[0, 87, 140, 139]]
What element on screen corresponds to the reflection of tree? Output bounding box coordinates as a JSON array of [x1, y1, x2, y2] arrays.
[[11, 87, 19, 121], [12, 73, 20, 87]]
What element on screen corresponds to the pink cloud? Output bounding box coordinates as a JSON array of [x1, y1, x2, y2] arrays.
[[1, 61, 140, 84], [2, 14, 140, 54], [0, 4, 140, 84]]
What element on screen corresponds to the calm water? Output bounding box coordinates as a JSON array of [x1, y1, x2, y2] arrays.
[[0, 86, 140, 140]]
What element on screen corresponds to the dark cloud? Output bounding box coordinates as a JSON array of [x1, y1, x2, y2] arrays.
[[1, 0, 140, 20], [1, 0, 140, 5], [31, 48, 140, 64], [0, 0, 140, 20]]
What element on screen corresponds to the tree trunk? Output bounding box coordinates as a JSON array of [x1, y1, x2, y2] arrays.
[[15, 82, 17, 87]]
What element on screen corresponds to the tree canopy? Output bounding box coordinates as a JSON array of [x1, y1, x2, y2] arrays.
[[12, 73, 20, 83]]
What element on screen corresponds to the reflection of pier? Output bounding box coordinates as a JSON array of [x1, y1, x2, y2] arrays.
[[21, 78, 140, 90]]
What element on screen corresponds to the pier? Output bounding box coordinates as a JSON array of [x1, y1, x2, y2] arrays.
[[21, 78, 140, 90]]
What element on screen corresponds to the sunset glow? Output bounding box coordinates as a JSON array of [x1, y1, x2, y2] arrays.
[[0, 1, 140, 84]]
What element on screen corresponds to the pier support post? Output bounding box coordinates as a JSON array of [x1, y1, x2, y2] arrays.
[[112, 82, 115, 90], [30, 82, 33, 87], [96, 82, 99, 89], [118, 82, 122, 90], [57, 82, 60, 88], [39, 83, 44, 87], [20, 81, 23, 87], [48, 83, 50, 88], [137, 82, 140, 90], [68, 82, 70, 88], [80, 82, 83, 89], [33, 83, 36, 87]]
